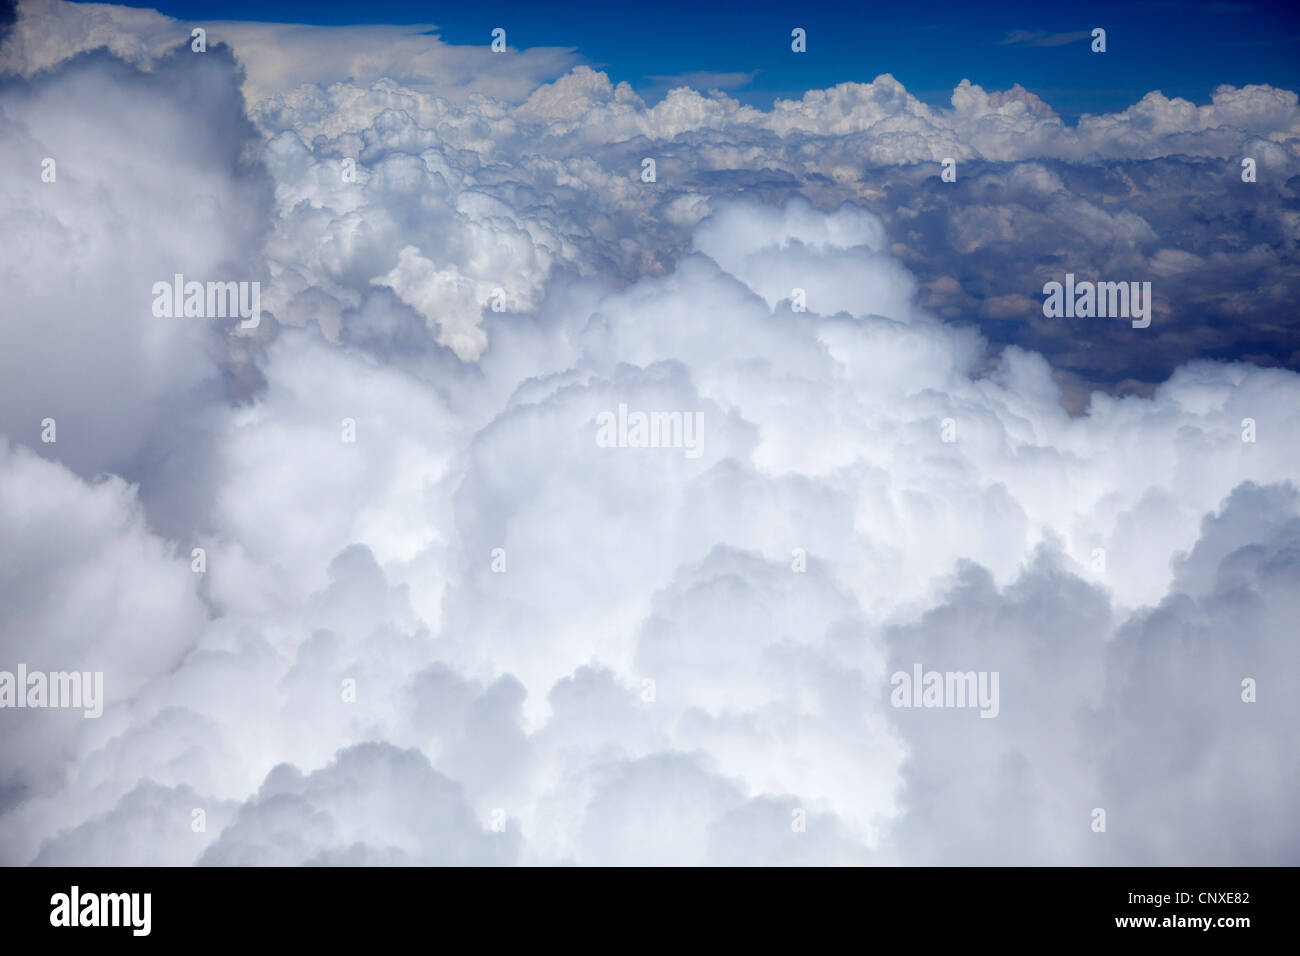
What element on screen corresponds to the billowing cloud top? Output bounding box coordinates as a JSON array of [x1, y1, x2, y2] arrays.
[[0, 0, 1297, 866]]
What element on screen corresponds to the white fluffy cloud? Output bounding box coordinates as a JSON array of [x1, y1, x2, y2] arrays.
[[0, 1, 1297, 866], [0, 0, 580, 106]]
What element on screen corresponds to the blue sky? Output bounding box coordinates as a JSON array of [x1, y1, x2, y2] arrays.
[[78, 0, 1300, 118]]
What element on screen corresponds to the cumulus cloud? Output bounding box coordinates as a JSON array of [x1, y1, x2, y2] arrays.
[[238, 62, 1300, 389], [884, 482, 1300, 865], [12, 1, 1291, 388], [0, 0, 580, 105], [0, 0, 1297, 866], [198, 743, 519, 866]]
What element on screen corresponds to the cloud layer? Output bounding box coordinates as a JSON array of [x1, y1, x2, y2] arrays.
[[0, 0, 1296, 865]]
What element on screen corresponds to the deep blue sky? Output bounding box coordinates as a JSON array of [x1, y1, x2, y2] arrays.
[[73, 0, 1300, 118]]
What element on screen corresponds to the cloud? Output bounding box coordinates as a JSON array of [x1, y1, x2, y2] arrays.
[[645, 70, 759, 92], [1, 1, 1297, 866], [0, 0, 580, 106], [198, 743, 520, 866], [1000, 29, 1092, 47], [0, 441, 207, 840], [0, 42, 273, 538]]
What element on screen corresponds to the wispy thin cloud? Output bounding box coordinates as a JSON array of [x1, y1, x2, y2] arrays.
[[646, 70, 758, 91], [1000, 29, 1091, 47]]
